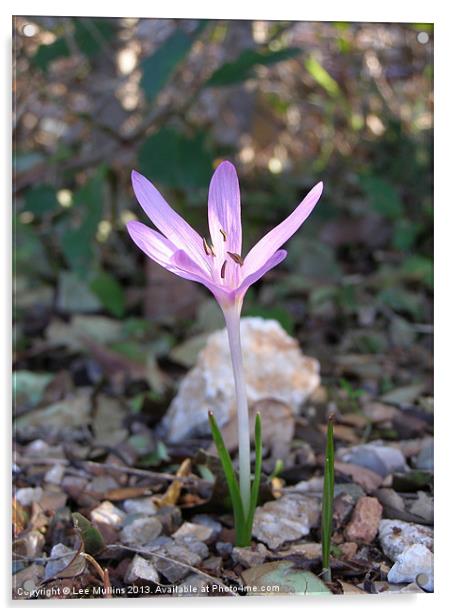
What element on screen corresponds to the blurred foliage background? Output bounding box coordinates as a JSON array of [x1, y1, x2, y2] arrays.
[[13, 17, 433, 410]]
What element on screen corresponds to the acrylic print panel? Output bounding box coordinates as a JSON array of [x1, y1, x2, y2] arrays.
[[12, 15, 433, 600]]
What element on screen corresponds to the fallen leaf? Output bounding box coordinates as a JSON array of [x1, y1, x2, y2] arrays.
[[241, 560, 332, 595], [381, 384, 424, 405], [155, 458, 191, 507], [104, 486, 154, 501], [46, 315, 123, 351], [72, 513, 105, 556], [14, 389, 92, 430], [12, 499, 28, 537], [44, 538, 86, 581], [13, 371, 53, 410]]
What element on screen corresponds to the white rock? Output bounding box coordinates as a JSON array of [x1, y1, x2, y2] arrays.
[[15, 487, 43, 506], [44, 464, 65, 485], [232, 543, 270, 567], [191, 514, 222, 540], [252, 495, 320, 550], [125, 555, 159, 584], [174, 573, 210, 596], [379, 519, 433, 561], [337, 442, 406, 477], [162, 318, 320, 442], [123, 497, 157, 516], [387, 544, 433, 591], [90, 501, 126, 529], [120, 517, 163, 546], [152, 540, 203, 583], [172, 522, 214, 543], [44, 543, 85, 579]]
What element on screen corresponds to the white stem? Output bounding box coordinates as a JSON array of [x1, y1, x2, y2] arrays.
[[223, 301, 250, 517]]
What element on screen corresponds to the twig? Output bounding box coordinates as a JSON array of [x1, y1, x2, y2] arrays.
[[14, 455, 212, 488], [82, 552, 112, 598], [13, 551, 78, 564]]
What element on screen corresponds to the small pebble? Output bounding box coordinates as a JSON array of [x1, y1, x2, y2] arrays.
[[15, 487, 43, 507], [176, 536, 209, 559], [379, 519, 433, 562], [216, 541, 233, 557], [338, 442, 406, 477], [340, 542, 358, 560], [191, 514, 222, 540], [44, 464, 65, 485], [252, 495, 320, 550], [120, 517, 163, 546], [387, 544, 433, 591], [124, 555, 159, 584], [232, 543, 269, 568], [90, 501, 125, 529], [123, 497, 157, 516], [415, 439, 433, 471], [173, 522, 215, 543], [44, 543, 84, 579], [344, 496, 383, 543], [152, 540, 203, 583]]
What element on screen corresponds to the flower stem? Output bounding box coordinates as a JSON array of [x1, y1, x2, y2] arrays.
[[222, 303, 251, 518]]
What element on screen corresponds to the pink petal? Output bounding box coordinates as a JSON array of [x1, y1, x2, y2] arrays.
[[126, 221, 177, 268], [171, 250, 232, 305], [208, 161, 242, 259], [131, 170, 208, 272], [243, 181, 323, 276], [236, 249, 287, 297]]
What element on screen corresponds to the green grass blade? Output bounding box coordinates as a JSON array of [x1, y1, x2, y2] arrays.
[[321, 415, 335, 582], [208, 411, 246, 537], [246, 412, 263, 535]]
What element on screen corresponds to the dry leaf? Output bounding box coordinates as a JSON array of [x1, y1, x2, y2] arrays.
[[155, 458, 191, 507]]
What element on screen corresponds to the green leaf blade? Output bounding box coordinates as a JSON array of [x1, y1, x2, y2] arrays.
[[246, 412, 263, 536], [207, 47, 300, 87], [208, 411, 247, 543], [141, 22, 207, 103], [321, 416, 335, 581]]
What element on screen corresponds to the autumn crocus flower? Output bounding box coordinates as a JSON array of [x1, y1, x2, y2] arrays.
[[127, 161, 323, 543]]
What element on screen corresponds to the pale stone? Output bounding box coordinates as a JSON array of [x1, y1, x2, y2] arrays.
[[387, 544, 433, 591], [44, 543, 85, 580], [232, 543, 270, 567], [191, 514, 222, 540], [125, 555, 159, 583], [379, 519, 433, 561], [151, 539, 203, 583], [123, 497, 158, 516], [252, 495, 320, 550], [15, 487, 43, 506], [172, 522, 214, 543], [278, 542, 322, 559], [337, 442, 406, 477], [120, 517, 163, 546], [162, 318, 320, 442], [90, 501, 126, 529], [44, 464, 65, 485], [173, 573, 211, 596]]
